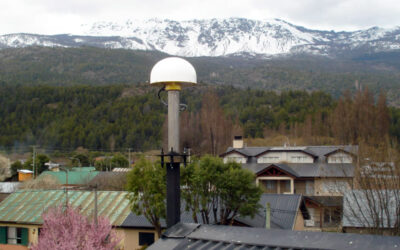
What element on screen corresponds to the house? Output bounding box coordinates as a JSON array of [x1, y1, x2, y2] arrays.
[[17, 170, 33, 182], [220, 137, 358, 231], [0, 190, 159, 250], [148, 222, 400, 250], [0, 182, 20, 202], [343, 190, 400, 235], [37, 167, 99, 187]]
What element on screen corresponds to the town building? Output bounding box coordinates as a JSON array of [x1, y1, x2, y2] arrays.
[[220, 137, 358, 230], [0, 190, 157, 250], [0, 190, 309, 249]]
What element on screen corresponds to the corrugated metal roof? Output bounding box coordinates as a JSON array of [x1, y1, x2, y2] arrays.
[[149, 223, 400, 250], [343, 190, 400, 228], [71, 167, 96, 171], [243, 163, 354, 177], [0, 190, 131, 226], [236, 194, 303, 229], [121, 206, 210, 228], [38, 171, 100, 185], [121, 194, 303, 230], [0, 182, 20, 193]]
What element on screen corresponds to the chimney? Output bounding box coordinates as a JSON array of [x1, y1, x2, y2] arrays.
[[233, 136, 244, 148]]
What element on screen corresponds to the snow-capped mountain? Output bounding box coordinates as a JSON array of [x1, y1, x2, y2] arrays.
[[1, 18, 400, 58]]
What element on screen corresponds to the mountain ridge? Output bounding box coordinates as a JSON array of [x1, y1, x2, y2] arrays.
[[1, 18, 400, 58]]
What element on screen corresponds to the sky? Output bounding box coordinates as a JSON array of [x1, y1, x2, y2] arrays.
[[1, 0, 400, 35]]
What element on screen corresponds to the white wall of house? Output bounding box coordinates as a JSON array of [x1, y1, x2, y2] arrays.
[[257, 151, 314, 164], [327, 152, 353, 163], [223, 153, 247, 164]]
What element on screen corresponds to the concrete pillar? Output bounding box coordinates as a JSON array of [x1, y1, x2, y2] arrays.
[[290, 179, 294, 194]]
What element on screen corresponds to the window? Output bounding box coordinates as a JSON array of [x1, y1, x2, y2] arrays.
[[139, 232, 155, 246], [328, 154, 352, 163], [258, 156, 280, 163], [305, 181, 314, 195], [0, 227, 28, 246], [260, 180, 277, 194], [225, 156, 245, 163], [8, 227, 21, 244], [305, 208, 315, 227], [323, 208, 341, 225], [291, 156, 307, 162], [283, 180, 291, 193]]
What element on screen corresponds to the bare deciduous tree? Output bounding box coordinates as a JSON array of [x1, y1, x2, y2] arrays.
[[0, 154, 11, 181], [343, 141, 400, 236], [178, 91, 241, 156]]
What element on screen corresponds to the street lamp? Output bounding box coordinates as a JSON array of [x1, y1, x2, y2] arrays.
[[150, 57, 197, 228]]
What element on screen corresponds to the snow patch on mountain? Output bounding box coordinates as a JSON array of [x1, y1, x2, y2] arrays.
[[1, 18, 400, 57]]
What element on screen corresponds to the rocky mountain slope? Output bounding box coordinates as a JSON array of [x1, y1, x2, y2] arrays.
[[1, 18, 399, 58]]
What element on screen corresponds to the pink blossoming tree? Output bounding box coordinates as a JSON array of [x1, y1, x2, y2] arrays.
[[31, 205, 121, 250]]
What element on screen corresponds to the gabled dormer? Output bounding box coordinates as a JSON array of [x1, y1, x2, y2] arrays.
[[325, 149, 355, 164], [255, 147, 317, 164], [220, 150, 248, 164]]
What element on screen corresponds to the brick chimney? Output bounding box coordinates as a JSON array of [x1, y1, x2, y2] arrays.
[[233, 136, 244, 149]]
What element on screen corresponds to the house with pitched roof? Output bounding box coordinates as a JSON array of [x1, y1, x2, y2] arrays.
[[220, 137, 358, 230], [0, 190, 309, 249], [0, 190, 157, 250]]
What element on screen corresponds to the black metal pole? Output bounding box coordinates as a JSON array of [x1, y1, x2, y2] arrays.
[[166, 162, 180, 228]]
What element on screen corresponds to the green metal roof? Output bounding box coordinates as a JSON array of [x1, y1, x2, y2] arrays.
[[38, 171, 100, 185], [71, 167, 96, 172], [0, 190, 131, 226]]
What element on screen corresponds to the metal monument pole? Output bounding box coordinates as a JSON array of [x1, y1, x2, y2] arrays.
[[166, 87, 181, 228], [150, 57, 196, 228], [168, 89, 180, 151]]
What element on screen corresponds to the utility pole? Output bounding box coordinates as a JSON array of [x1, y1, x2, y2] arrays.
[[32, 145, 37, 178], [265, 202, 271, 229], [94, 184, 98, 226], [128, 148, 132, 167]]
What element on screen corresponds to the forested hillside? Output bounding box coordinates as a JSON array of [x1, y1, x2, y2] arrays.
[[0, 83, 338, 152], [1, 83, 400, 155], [1, 47, 400, 105]]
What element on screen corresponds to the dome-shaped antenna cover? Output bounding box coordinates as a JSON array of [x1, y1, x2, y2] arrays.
[[150, 57, 197, 86]]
